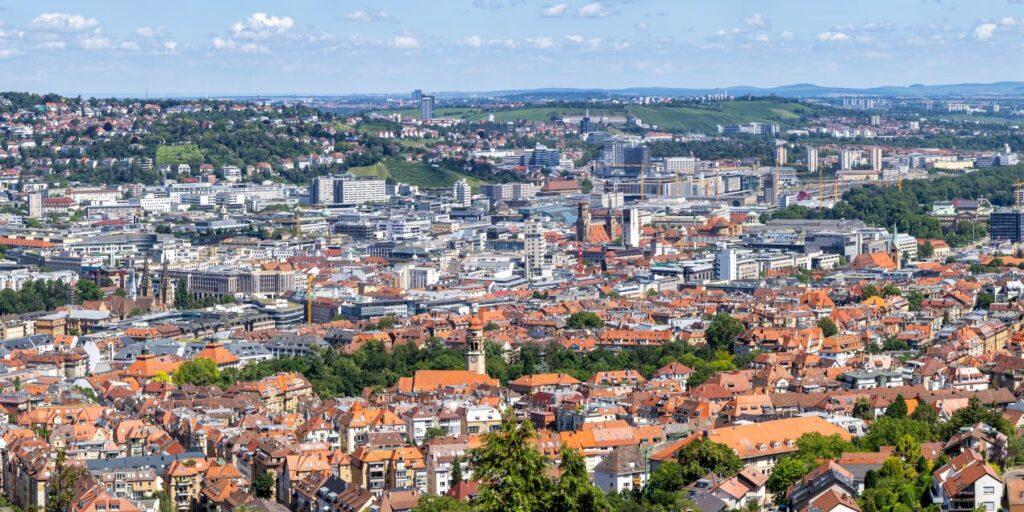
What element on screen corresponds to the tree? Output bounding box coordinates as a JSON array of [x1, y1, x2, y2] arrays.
[[471, 415, 553, 512], [550, 448, 609, 512], [677, 437, 743, 484], [172, 358, 221, 386], [705, 313, 745, 353], [174, 278, 194, 309], [47, 450, 85, 512], [853, 397, 874, 421], [860, 284, 880, 300], [566, 311, 603, 330], [767, 433, 852, 500], [639, 460, 693, 511], [817, 317, 839, 337], [451, 455, 463, 486], [884, 395, 908, 419], [919, 240, 934, 258], [976, 291, 995, 310], [74, 279, 104, 302], [424, 426, 448, 443], [252, 471, 275, 498], [414, 496, 473, 512], [156, 492, 174, 512]]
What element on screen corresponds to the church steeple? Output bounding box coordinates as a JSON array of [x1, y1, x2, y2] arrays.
[[467, 313, 486, 375]]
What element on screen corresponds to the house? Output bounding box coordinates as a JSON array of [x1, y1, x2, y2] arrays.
[[931, 449, 1003, 512], [943, 423, 1008, 462], [593, 445, 647, 494], [706, 416, 852, 474], [787, 461, 858, 512]]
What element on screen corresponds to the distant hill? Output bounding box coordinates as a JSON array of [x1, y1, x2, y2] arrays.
[[447, 82, 1024, 99]]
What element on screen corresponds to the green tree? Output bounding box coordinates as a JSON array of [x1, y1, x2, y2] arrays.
[[639, 460, 694, 511], [705, 313, 745, 353], [566, 311, 603, 330], [451, 455, 463, 486], [860, 284, 880, 300], [766, 433, 852, 500], [550, 448, 609, 512], [976, 291, 995, 310], [252, 471, 275, 499], [677, 437, 743, 484], [884, 395, 908, 419], [74, 279, 104, 302], [47, 450, 85, 512], [816, 317, 839, 337], [853, 397, 874, 421], [414, 496, 473, 512], [919, 240, 934, 258], [471, 415, 553, 512], [156, 492, 174, 512], [172, 358, 221, 386]]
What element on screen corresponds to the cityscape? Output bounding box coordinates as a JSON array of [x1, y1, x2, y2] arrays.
[[11, 2, 1024, 512]]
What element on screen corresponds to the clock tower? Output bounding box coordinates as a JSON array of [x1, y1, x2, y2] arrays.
[[467, 314, 486, 375]]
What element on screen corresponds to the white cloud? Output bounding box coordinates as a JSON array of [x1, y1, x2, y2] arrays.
[[345, 9, 389, 22], [564, 34, 584, 44], [37, 41, 66, 50], [742, 13, 768, 28], [461, 35, 482, 48], [135, 26, 161, 38], [230, 12, 294, 40], [542, 4, 567, 17], [575, 2, 610, 18], [527, 36, 554, 48], [974, 23, 998, 39], [1001, 17, 1019, 27], [779, 30, 795, 41], [30, 13, 99, 32], [79, 35, 112, 50], [212, 37, 236, 50], [393, 34, 420, 48], [817, 31, 850, 42], [163, 41, 178, 52], [634, 21, 649, 32]]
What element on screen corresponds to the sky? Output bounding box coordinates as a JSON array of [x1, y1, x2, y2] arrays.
[[1, 0, 1024, 96]]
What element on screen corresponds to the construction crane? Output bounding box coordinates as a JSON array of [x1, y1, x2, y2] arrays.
[[1016, 179, 1024, 208], [833, 176, 839, 202]]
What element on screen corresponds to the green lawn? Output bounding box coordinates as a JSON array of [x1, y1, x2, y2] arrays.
[[349, 159, 488, 189], [156, 144, 204, 165]]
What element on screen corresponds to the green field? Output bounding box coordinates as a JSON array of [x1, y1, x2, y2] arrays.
[[348, 159, 487, 189], [156, 144, 205, 165], [369, 100, 821, 134]]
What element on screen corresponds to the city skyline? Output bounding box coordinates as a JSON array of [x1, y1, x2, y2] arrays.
[[2, 0, 1024, 95]]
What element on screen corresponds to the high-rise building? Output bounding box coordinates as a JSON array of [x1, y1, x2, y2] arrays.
[[523, 219, 546, 278], [869, 147, 883, 172], [309, 176, 336, 205], [601, 139, 650, 176], [774, 145, 788, 167], [623, 208, 640, 248], [870, 115, 881, 126], [420, 95, 435, 120], [335, 178, 387, 205], [580, 110, 592, 134], [840, 150, 855, 171], [411, 89, 423, 101], [452, 179, 471, 207], [990, 209, 1024, 243], [576, 201, 591, 242], [28, 192, 43, 219], [806, 146, 819, 174]]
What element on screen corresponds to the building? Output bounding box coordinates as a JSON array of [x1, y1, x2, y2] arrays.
[[396, 265, 438, 290], [931, 450, 1003, 512], [806, 146, 819, 174], [664, 157, 697, 175], [309, 176, 336, 205], [869, 147, 883, 172], [600, 139, 650, 177], [523, 219, 547, 278], [990, 209, 1024, 243], [623, 208, 640, 248], [840, 150, 855, 171], [481, 183, 539, 201], [774, 146, 788, 167], [452, 179, 471, 207], [420, 95, 435, 120], [336, 178, 387, 205], [28, 192, 43, 219], [466, 315, 486, 375]]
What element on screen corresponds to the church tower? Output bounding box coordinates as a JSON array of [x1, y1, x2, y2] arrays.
[[466, 314, 486, 375]]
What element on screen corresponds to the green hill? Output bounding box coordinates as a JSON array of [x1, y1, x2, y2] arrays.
[[348, 159, 487, 189], [369, 100, 822, 134]]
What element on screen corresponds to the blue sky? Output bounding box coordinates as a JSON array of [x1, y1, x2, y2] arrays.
[[1, 0, 1024, 96]]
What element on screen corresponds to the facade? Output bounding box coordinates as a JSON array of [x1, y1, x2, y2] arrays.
[[990, 209, 1024, 243]]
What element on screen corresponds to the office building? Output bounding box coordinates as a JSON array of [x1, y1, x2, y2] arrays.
[[623, 208, 640, 248], [990, 209, 1024, 243], [523, 219, 546, 278], [481, 183, 539, 201], [774, 146, 787, 167], [420, 95, 435, 120], [664, 157, 697, 175], [601, 139, 651, 177], [411, 89, 423, 101], [806, 146, 819, 174], [452, 179, 471, 207], [309, 176, 336, 205], [396, 265, 438, 290], [580, 111, 592, 134], [336, 178, 387, 205]]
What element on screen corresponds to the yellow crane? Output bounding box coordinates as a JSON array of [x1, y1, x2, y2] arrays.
[[306, 273, 315, 324], [1016, 179, 1024, 208]]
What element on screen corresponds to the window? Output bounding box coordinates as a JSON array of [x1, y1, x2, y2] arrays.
[[984, 502, 995, 511], [983, 487, 995, 496]]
